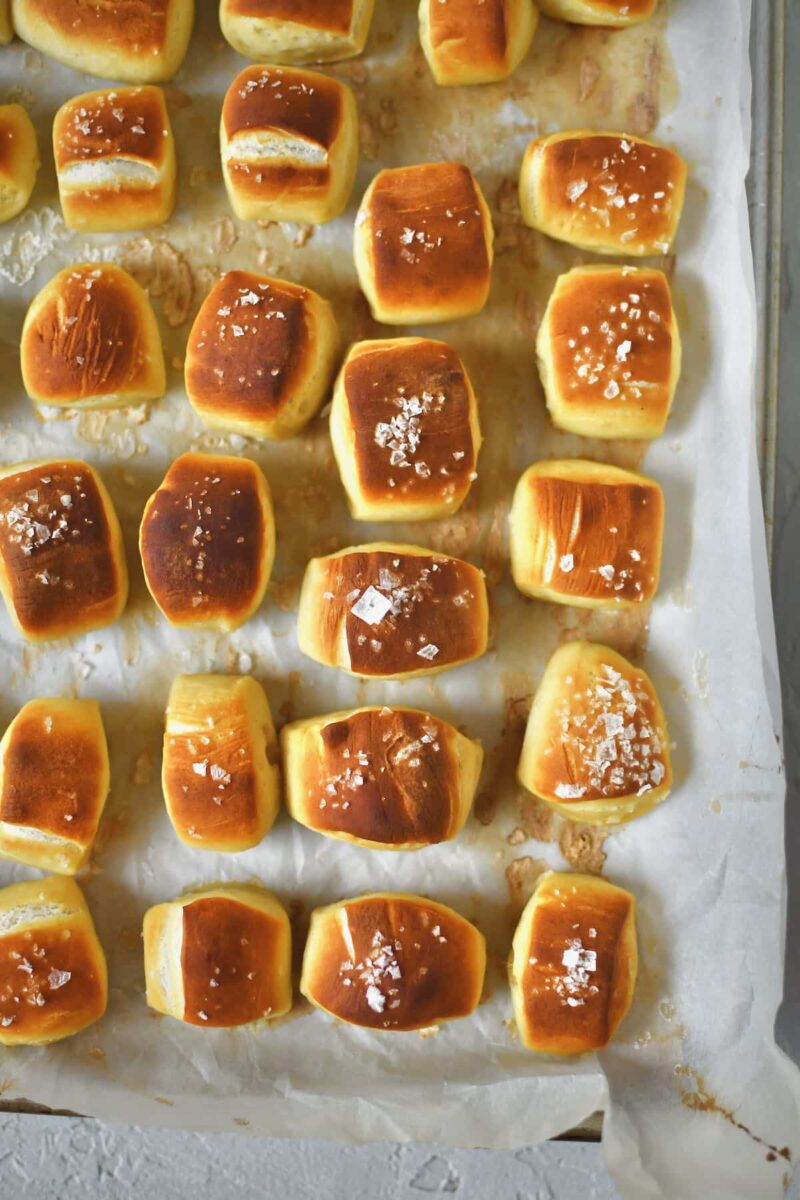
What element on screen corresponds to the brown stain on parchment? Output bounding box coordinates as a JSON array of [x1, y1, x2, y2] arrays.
[[674, 1066, 793, 1165], [559, 822, 608, 875], [505, 856, 549, 911]]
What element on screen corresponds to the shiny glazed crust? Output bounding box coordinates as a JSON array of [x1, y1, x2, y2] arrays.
[[510, 870, 637, 1055]]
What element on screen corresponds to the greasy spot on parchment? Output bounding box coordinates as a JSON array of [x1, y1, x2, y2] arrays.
[[117, 237, 195, 328]]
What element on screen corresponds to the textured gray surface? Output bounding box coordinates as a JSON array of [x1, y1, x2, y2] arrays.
[[0, 1121, 616, 1198], [774, 0, 800, 1072], [1, 4, 798, 1198]]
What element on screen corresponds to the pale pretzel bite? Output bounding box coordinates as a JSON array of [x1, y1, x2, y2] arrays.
[[0, 458, 128, 642], [0, 875, 108, 1046], [53, 87, 176, 233], [282, 705, 483, 850], [510, 871, 637, 1055], [139, 453, 275, 632], [185, 270, 340, 441], [297, 542, 489, 679], [143, 885, 292, 1028], [509, 459, 664, 608], [0, 699, 109, 875], [301, 892, 487, 1031], [418, 0, 539, 87], [517, 641, 672, 826], [330, 337, 482, 521], [11, 0, 195, 83], [219, 0, 376, 65], [354, 162, 494, 325], [519, 129, 687, 256], [162, 675, 280, 852], [0, 104, 39, 224], [221, 65, 359, 225], [537, 265, 681, 440]]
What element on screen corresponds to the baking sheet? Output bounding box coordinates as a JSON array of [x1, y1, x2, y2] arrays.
[[0, 2, 798, 1197]]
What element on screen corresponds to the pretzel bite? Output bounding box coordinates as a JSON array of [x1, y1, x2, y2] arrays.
[[355, 162, 494, 324], [221, 64, 358, 225], [163, 674, 280, 852], [143, 884, 292, 1027], [509, 459, 664, 608], [185, 270, 339, 441], [517, 640, 672, 825], [301, 892, 486, 1030], [519, 129, 687, 256], [510, 870, 637, 1055], [139, 453, 275, 631], [0, 459, 128, 641], [53, 86, 176, 233], [219, 0, 375, 65], [0, 699, 109, 874], [297, 543, 489, 679], [0, 875, 107, 1046], [537, 265, 681, 440], [330, 337, 481, 521], [282, 705, 483, 849]]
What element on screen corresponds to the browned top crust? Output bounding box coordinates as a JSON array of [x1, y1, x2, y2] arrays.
[[20, 0, 170, 53], [223, 65, 344, 147], [537, 654, 668, 804], [164, 715, 263, 846], [180, 896, 287, 1027], [185, 272, 310, 424], [316, 548, 487, 675], [305, 894, 484, 1029], [301, 708, 461, 844], [0, 708, 106, 843], [54, 87, 170, 169], [0, 108, 29, 176], [537, 134, 684, 250], [0, 462, 123, 639], [23, 265, 156, 404], [545, 269, 675, 409], [366, 164, 490, 311], [519, 880, 634, 1050], [0, 922, 106, 1040], [140, 453, 269, 626], [343, 340, 476, 504], [427, 0, 509, 65], [224, 0, 354, 34], [523, 473, 662, 603]]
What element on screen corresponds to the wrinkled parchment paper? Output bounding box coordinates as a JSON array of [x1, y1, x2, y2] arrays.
[[0, 2, 798, 1196]]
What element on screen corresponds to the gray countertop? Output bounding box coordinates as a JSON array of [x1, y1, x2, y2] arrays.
[[1, 3, 798, 1196]]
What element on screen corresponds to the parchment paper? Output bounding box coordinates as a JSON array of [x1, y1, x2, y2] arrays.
[[0, 2, 797, 1197]]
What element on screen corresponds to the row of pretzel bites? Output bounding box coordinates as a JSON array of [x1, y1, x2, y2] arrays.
[[1, 1, 671, 1055], [2, 0, 658, 87]]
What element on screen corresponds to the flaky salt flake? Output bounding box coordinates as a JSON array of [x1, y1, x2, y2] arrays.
[[417, 643, 439, 661], [47, 969, 71, 990], [559, 554, 574, 573], [556, 782, 587, 801], [351, 586, 392, 626], [567, 180, 588, 202], [365, 984, 386, 1013]]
